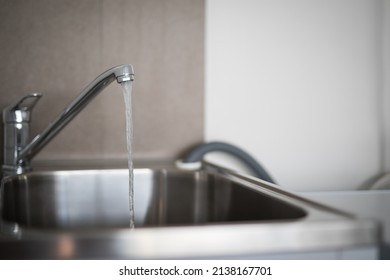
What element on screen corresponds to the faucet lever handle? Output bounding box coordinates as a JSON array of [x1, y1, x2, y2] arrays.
[[10, 93, 42, 111], [3, 93, 42, 123]]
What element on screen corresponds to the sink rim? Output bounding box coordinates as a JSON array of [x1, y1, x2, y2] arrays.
[[0, 218, 378, 259]]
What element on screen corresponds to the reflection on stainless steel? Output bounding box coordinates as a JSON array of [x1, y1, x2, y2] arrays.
[[0, 163, 379, 259], [57, 235, 76, 259]]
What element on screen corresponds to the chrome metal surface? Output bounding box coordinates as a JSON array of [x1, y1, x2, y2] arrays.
[[0, 163, 379, 259], [2, 93, 42, 175], [2, 65, 134, 176]]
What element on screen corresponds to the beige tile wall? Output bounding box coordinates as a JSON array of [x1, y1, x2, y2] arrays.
[[0, 0, 204, 163]]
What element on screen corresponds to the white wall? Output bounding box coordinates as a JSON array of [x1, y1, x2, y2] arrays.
[[205, 0, 388, 191], [384, 1, 390, 172]]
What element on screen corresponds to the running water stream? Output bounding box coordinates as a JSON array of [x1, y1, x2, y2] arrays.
[[121, 81, 134, 229]]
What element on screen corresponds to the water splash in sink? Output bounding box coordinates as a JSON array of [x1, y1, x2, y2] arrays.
[[121, 81, 134, 229]]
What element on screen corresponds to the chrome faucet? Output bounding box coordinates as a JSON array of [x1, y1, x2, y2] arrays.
[[2, 64, 134, 176]]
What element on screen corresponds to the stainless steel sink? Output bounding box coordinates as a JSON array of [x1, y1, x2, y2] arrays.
[[0, 162, 379, 259], [1, 168, 306, 229]]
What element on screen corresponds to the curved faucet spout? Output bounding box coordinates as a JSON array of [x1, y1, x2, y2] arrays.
[[10, 64, 134, 174]]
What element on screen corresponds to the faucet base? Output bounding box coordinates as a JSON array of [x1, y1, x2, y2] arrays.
[[2, 164, 31, 177]]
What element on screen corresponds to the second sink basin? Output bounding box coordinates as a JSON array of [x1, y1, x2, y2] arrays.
[[1, 167, 306, 229]]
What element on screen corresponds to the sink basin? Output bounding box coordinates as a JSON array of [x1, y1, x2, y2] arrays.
[[0, 162, 379, 259], [1, 168, 306, 229]]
